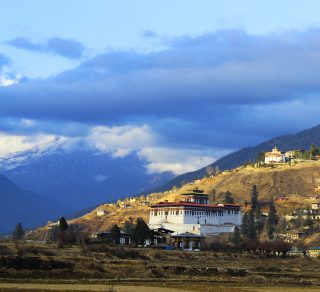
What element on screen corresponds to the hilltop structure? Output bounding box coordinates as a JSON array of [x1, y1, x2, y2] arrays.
[[265, 146, 286, 164], [148, 189, 241, 236]]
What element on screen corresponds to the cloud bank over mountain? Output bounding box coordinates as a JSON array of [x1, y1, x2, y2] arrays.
[[1, 28, 320, 173]]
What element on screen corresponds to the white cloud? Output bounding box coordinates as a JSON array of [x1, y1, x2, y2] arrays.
[[0, 132, 73, 157], [138, 147, 231, 175], [0, 124, 231, 175], [86, 124, 231, 174], [0, 74, 21, 87], [87, 125, 157, 157]]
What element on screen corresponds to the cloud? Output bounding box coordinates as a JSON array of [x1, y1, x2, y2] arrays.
[[85, 124, 232, 174], [0, 74, 22, 87], [0, 124, 229, 174], [7, 37, 84, 59], [2, 28, 320, 153], [0, 132, 73, 157], [138, 147, 231, 175], [87, 125, 157, 157]]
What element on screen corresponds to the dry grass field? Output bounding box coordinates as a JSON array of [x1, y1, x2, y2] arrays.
[[0, 242, 319, 291]]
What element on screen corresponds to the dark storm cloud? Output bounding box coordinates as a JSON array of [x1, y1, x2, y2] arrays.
[[6, 37, 84, 59], [2, 29, 320, 149]]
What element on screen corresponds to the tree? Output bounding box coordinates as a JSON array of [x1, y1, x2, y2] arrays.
[[256, 152, 265, 166], [241, 213, 249, 238], [132, 218, 150, 246], [206, 166, 214, 177], [254, 203, 264, 238], [123, 217, 135, 234], [58, 217, 68, 231], [230, 226, 241, 246], [224, 191, 235, 204], [247, 210, 257, 240], [247, 185, 259, 240], [267, 198, 278, 240], [310, 143, 320, 159], [12, 223, 25, 241], [214, 166, 221, 175], [110, 224, 121, 244], [250, 185, 259, 211]]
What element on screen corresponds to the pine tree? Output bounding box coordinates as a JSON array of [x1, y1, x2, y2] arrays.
[[132, 218, 150, 245], [230, 226, 241, 246], [310, 143, 320, 159], [206, 166, 214, 177], [267, 198, 278, 239], [12, 223, 25, 241], [224, 191, 235, 204], [241, 213, 249, 238], [110, 224, 121, 244], [247, 185, 259, 240], [123, 217, 135, 234], [256, 152, 265, 166], [254, 204, 264, 239], [58, 217, 68, 231], [247, 209, 257, 240], [251, 185, 259, 211]]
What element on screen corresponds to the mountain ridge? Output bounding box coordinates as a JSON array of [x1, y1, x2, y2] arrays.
[[0, 146, 174, 209], [151, 124, 320, 192], [0, 174, 72, 234]]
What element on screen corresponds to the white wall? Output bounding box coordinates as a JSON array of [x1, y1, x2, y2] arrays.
[[149, 207, 241, 235]]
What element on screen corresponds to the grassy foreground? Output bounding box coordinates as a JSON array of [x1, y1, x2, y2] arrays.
[[0, 242, 319, 291]]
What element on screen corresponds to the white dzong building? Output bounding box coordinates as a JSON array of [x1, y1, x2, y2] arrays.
[[148, 189, 241, 236]]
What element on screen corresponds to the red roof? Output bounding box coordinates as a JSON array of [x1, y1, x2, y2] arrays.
[[150, 201, 241, 208]]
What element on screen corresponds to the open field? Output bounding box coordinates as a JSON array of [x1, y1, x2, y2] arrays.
[[0, 282, 318, 292], [0, 242, 319, 291]]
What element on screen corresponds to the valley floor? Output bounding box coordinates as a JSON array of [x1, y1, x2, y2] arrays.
[[0, 242, 319, 291], [0, 282, 319, 292]]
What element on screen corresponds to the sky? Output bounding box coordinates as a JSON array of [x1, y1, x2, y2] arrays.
[[1, 0, 320, 174]]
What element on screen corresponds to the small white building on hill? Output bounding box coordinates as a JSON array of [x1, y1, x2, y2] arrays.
[[265, 146, 285, 164], [148, 190, 241, 236]]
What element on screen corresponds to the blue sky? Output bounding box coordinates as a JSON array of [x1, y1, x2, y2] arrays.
[[1, 1, 320, 174]]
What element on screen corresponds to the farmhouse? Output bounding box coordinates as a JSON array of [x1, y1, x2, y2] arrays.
[[148, 189, 241, 236], [265, 146, 285, 164]]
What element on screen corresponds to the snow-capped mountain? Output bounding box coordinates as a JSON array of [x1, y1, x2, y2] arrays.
[[0, 145, 174, 210]]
